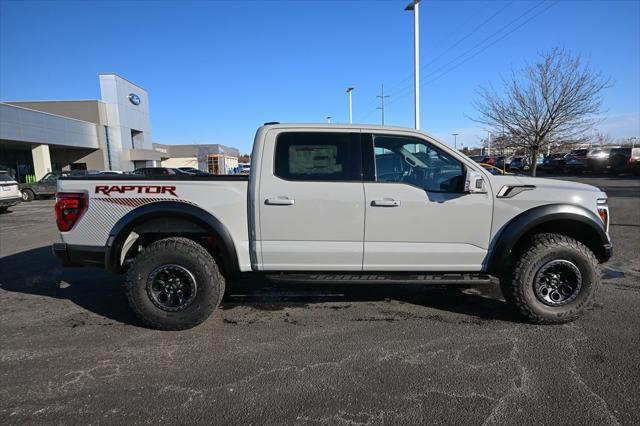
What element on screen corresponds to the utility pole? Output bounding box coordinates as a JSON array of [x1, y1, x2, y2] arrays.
[[326, 116, 332, 124], [405, 0, 421, 130], [346, 87, 354, 124], [452, 133, 459, 150], [487, 130, 492, 156], [376, 83, 389, 126]]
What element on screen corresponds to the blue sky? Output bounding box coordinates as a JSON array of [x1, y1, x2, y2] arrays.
[[1, 0, 638, 154]]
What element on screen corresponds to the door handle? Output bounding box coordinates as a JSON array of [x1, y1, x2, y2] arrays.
[[265, 197, 295, 206], [371, 198, 401, 207]]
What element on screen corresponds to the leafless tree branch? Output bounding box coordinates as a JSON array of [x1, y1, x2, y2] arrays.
[[471, 48, 612, 175]]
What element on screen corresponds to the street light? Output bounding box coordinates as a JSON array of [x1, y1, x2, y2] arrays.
[[326, 116, 332, 124], [405, 0, 421, 130], [452, 133, 459, 150], [346, 87, 354, 124]]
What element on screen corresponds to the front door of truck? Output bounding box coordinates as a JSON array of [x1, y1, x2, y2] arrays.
[[257, 130, 365, 271], [362, 133, 493, 271]]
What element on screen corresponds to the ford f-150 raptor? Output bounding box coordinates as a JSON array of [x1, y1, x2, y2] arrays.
[[53, 124, 612, 330]]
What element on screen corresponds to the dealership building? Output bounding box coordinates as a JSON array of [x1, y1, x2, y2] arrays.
[[0, 73, 239, 181], [154, 143, 239, 175]]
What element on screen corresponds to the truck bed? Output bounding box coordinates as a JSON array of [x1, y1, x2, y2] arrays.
[[57, 175, 252, 270]]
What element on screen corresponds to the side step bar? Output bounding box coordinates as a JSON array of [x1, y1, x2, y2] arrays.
[[266, 273, 495, 285]]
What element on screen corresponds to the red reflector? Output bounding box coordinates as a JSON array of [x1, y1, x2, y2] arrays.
[[55, 192, 88, 232]]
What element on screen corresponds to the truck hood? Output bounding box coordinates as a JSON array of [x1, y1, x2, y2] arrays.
[[513, 176, 604, 196]]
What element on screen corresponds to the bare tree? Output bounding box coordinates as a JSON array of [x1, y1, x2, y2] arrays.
[[472, 48, 612, 175], [592, 132, 617, 146]]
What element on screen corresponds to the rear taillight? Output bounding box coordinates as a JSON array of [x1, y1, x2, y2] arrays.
[[55, 192, 88, 232]]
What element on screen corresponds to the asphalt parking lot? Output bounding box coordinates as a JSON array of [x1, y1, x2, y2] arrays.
[[1, 175, 639, 424]]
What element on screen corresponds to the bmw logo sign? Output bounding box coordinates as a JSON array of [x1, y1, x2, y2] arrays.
[[128, 93, 141, 105]]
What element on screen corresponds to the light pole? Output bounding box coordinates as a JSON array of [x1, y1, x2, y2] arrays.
[[486, 130, 492, 156], [326, 116, 332, 124], [346, 87, 354, 124], [405, 0, 421, 130], [452, 133, 458, 150]]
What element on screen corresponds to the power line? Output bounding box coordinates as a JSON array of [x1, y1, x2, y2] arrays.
[[356, 0, 558, 124], [386, 0, 558, 108], [387, 0, 548, 105], [359, 0, 513, 123], [385, 0, 515, 95], [427, 1, 560, 86]]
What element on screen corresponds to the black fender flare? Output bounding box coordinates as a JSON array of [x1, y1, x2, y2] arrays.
[[486, 203, 610, 275], [105, 201, 239, 274]]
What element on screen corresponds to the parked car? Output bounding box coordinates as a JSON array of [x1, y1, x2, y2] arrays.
[[0, 171, 21, 213], [468, 155, 485, 163], [52, 123, 611, 330], [606, 147, 640, 174], [540, 153, 568, 171], [586, 148, 613, 173], [176, 167, 211, 176], [237, 163, 251, 175], [493, 156, 507, 169], [20, 171, 66, 201], [508, 156, 530, 171], [479, 163, 512, 175], [563, 149, 590, 173], [629, 148, 640, 175], [481, 156, 496, 166], [131, 167, 177, 176]]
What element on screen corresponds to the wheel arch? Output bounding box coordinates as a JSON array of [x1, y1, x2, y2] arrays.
[[486, 204, 610, 276], [105, 201, 239, 275]]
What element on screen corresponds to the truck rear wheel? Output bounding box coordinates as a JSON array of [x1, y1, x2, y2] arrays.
[[125, 237, 225, 330], [502, 233, 600, 324]]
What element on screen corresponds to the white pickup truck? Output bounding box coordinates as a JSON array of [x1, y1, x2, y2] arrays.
[[53, 123, 612, 330]]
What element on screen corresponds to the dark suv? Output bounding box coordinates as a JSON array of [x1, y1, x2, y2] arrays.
[[20, 170, 98, 201], [20, 172, 65, 201]]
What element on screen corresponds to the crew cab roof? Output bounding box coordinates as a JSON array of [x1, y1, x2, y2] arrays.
[[257, 122, 439, 140]]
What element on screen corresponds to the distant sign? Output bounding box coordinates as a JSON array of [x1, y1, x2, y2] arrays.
[[128, 93, 141, 105]]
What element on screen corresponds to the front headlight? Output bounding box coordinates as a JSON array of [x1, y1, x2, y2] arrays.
[[597, 198, 609, 233]]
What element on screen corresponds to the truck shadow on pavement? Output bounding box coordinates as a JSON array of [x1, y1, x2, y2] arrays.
[[0, 246, 139, 326], [0, 246, 523, 327]]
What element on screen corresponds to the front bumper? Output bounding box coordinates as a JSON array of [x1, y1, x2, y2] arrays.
[[0, 196, 21, 208], [52, 243, 106, 267]]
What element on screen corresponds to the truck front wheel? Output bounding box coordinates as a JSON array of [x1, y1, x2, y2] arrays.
[[502, 233, 600, 324], [125, 237, 225, 330]]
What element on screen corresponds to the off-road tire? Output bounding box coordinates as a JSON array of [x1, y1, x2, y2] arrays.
[[125, 237, 225, 330], [502, 233, 600, 324], [21, 189, 34, 202]]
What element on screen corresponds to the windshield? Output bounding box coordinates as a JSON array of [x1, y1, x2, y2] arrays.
[[0, 173, 15, 182]]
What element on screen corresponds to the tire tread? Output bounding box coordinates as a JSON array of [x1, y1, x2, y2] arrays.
[[125, 237, 224, 330], [506, 233, 600, 324]]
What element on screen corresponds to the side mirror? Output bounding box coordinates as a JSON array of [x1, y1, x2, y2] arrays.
[[465, 169, 487, 194]]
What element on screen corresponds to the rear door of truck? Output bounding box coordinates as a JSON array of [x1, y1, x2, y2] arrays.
[[256, 129, 365, 271]]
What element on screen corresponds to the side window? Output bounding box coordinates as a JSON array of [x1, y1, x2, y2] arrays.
[[373, 135, 465, 193], [274, 132, 360, 181], [41, 173, 57, 182]]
